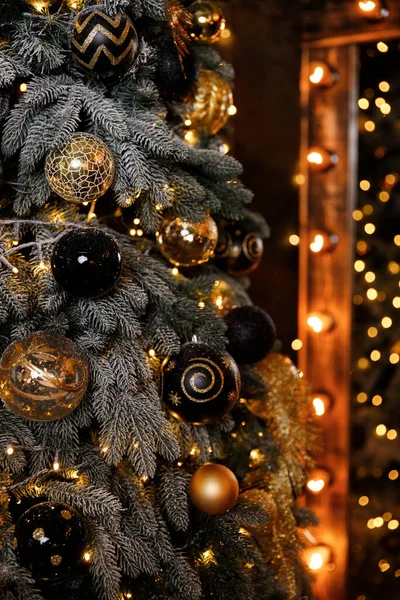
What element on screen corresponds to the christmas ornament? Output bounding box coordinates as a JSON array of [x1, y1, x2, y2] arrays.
[[156, 214, 218, 267], [189, 463, 239, 515], [0, 332, 89, 422], [186, 68, 233, 135], [224, 306, 276, 364], [15, 502, 86, 582], [215, 222, 264, 276], [154, 34, 199, 102], [51, 228, 122, 299], [71, 5, 139, 77], [208, 279, 235, 316], [189, 1, 226, 43], [24, 0, 84, 13], [45, 133, 115, 204], [160, 342, 240, 425]]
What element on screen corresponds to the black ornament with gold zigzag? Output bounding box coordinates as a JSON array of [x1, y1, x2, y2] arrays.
[[71, 6, 139, 78]]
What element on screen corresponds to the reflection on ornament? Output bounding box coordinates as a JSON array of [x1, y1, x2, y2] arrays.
[[72, 6, 139, 77], [0, 332, 89, 422], [15, 502, 87, 581], [189, 1, 226, 43], [215, 222, 264, 276], [45, 133, 115, 204], [309, 61, 338, 88], [156, 214, 218, 266], [189, 463, 239, 515], [160, 342, 240, 425], [186, 69, 233, 135]]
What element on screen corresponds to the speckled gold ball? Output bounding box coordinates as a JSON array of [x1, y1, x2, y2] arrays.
[[45, 133, 115, 204], [186, 69, 233, 135], [0, 332, 89, 422], [189, 463, 239, 515], [156, 214, 218, 266]]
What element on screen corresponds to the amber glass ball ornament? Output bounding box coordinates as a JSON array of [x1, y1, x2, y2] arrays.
[[15, 502, 87, 582], [45, 133, 115, 204], [156, 214, 218, 267], [189, 463, 239, 515], [160, 342, 240, 425], [0, 332, 89, 422], [186, 68, 233, 135], [189, 1, 226, 43]]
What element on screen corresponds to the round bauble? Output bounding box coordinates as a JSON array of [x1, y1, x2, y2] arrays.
[[160, 342, 240, 425], [224, 306, 276, 365], [189, 1, 226, 43], [71, 5, 139, 78], [156, 214, 218, 267], [154, 34, 200, 101], [45, 133, 115, 204], [15, 502, 86, 582], [51, 228, 122, 299], [189, 463, 239, 515], [186, 68, 233, 135], [215, 222, 264, 276], [0, 332, 89, 422]]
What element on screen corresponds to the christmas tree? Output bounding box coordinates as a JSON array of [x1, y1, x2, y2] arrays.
[[0, 2, 318, 599]]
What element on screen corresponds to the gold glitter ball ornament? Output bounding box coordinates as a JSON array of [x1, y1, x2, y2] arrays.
[[0, 332, 89, 422], [186, 69, 233, 135], [189, 1, 226, 43], [156, 214, 218, 266], [45, 132, 115, 204], [189, 463, 239, 515], [24, 0, 82, 14]]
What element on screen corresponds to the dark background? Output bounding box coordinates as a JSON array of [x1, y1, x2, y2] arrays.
[[229, 0, 302, 355]]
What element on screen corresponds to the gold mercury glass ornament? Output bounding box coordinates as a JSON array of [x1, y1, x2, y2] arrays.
[[186, 68, 233, 135], [156, 214, 218, 266], [45, 132, 115, 204], [0, 332, 89, 422], [189, 1, 226, 43]]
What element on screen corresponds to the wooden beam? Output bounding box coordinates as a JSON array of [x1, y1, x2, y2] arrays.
[[303, 0, 400, 45], [298, 44, 359, 600]]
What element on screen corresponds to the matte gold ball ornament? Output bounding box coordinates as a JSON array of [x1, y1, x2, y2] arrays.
[[189, 463, 239, 515], [45, 133, 115, 204], [186, 68, 233, 135], [0, 332, 89, 422], [156, 214, 218, 266], [189, 1, 226, 43]]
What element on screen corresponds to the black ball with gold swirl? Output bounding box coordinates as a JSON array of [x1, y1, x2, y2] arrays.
[[160, 342, 241, 425], [215, 221, 264, 276], [71, 5, 139, 78]]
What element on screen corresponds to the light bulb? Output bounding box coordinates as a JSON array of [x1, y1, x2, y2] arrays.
[[309, 61, 338, 88], [307, 147, 339, 172], [302, 544, 332, 572], [312, 392, 332, 416], [307, 311, 335, 333], [306, 468, 332, 494], [358, 1, 389, 21], [309, 231, 339, 253]]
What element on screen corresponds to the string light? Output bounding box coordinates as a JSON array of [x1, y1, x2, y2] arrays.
[[309, 231, 339, 253], [388, 470, 399, 480], [201, 549, 216, 564], [379, 191, 390, 202], [307, 311, 335, 333], [83, 551, 92, 562], [358, 99, 370, 110], [148, 349, 156, 358], [357, 392, 368, 403], [53, 460, 60, 471], [306, 468, 331, 494], [291, 339, 303, 351], [302, 544, 332, 572], [289, 234, 300, 246], [376, 424, 387, 436], [358, 0, 389, 20], [308, 61, 338, 88], [359, 496, 369, 506], [365, 120, 376, 132], [364, 223, 376, 235], [377, 42, 389, 53], [359, 179, 370, 189], [311, 393, 332, 416], [372, 395, 382, 406], [307, 147, 338, 171], [6, 446, 14, 456]]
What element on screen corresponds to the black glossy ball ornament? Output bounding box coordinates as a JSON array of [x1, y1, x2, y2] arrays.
[[15, 502, 86, 582], [51, 228, 122, 299], [224, 306, 276, 365], [160, 342, 240, 425], [215, 222, 264, 276], [71, 5, 139, 78], [154, 34, 200, 102]]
